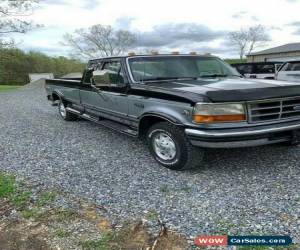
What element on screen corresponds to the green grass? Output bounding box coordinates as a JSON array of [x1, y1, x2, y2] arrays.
[[0, 173, 16, 198], [55, 228, 71, 238], [20, 208, 41, 219], [144, 209, 159, 221], [0, 85, 20, 92], [37, 191, 57, 207], [10, 191, 32, 208], [55, 208, 78, 222], [224, 58, 247, 64], [80, 233, 114, 250], [0, 172, 32, 208]]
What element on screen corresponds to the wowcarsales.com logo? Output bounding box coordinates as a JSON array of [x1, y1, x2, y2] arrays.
[[194, 235, 293, 247]]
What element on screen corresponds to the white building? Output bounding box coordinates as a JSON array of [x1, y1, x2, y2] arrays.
[[29, 73, 54, 82], [247, 43, 300, 63]]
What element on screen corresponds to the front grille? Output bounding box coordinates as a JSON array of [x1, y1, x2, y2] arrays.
[[248, 97, 300, 123]]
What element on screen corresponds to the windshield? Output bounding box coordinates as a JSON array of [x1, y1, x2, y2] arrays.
[[128, 56, 240, 82]]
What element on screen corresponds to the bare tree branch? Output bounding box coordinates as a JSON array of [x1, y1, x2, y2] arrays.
[[228, 25, 270, 60], [61, 24, 137, 59], [0, 0, 39, 47]]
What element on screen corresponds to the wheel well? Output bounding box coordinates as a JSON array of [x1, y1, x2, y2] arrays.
[[139, 115, 173, 138], [52, 93, 60, 101]]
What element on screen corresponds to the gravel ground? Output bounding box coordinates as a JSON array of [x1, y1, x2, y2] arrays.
[[0, 81, 300, 243]]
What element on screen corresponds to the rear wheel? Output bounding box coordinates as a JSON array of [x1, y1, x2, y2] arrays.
[[58, 100, 78, 121], [146, 122, 205, 170]]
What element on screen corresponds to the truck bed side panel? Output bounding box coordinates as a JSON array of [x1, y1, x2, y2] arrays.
[[45, 79, 82, 104]]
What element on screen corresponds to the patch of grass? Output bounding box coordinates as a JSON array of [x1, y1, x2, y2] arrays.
[[10, 191, 32, 208], [0, 173, 16, 198], [55, 228, 71, 238], [144, 209, 159, 221], [20, 208, 41, 219], [37, 191, 57, 207], [80, 233, 114, 250], [0, 173, 32, 209], [55, 208, 78, 222], [0, 85, 20, 92]]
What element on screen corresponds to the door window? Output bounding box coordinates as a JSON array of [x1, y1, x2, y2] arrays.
[[291, 63, 300, 71], [255, 64, 275, 74], [237, 65, 253, 75], [93, 61, 124, 86], [280, 63, 293, 72]]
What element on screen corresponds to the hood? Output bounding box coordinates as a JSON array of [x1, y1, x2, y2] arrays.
[[147, 77, 300, 102]]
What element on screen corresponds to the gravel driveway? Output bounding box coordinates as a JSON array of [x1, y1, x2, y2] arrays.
[[0, 81, 299, 242]]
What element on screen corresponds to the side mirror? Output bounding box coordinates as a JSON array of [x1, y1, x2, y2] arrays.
[[93, 70, 125, 86], [82, 68, 94, 84]]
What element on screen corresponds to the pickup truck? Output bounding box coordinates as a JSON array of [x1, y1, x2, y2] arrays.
[[45, 54, 300, 170]]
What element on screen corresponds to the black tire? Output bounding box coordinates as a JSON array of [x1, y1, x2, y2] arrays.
[[280, 141, 300, 146], [146, 122, 205, 170], [58, 99, 78, 121]]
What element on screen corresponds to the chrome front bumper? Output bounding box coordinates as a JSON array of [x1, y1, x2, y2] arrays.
[[185, 120, 300, 148]]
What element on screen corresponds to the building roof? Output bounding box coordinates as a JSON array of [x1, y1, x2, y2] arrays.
[[248, 43, 300, 56]]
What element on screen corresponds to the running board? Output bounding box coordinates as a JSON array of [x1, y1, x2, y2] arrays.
[[66, 107, 81, 115], [80, 113, 138, 137]]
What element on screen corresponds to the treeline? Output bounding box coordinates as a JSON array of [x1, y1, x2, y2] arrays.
[[0, 48, 85, 85], [224, 58, 247, 64]]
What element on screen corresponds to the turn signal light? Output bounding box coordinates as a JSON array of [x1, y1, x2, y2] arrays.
[[193, 114, 246, 123]]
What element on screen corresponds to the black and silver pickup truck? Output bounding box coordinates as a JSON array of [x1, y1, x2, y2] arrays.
[[45, 54, 300, 170]]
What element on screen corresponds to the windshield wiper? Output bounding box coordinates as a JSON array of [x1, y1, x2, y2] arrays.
[[199, 74, 228, 78], [142, 76, 197, 82], [199, 74, 241, 78]]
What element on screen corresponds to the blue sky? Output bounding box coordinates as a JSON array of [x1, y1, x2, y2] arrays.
[[12, 0, 300, 59]]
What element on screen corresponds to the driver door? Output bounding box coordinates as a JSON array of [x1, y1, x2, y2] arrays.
[[80, 59, 129, 123]]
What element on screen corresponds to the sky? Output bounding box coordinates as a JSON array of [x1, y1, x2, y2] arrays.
[[11, 0, 300, 59]]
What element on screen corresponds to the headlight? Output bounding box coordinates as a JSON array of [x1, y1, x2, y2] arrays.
[[193, 103, 246, 123]]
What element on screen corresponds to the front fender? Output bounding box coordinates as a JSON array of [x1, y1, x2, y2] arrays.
[[139, 112, 183, 125], [138, 101, 194, 126]]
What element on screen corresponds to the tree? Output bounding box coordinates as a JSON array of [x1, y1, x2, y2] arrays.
[[0, 48, 84, 85], [0, 0, 39, 47], [62, 24, 136, 59], [228, 25, 270, 60]]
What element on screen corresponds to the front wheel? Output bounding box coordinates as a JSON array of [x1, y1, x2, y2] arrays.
[[146, 122, 205, 170]]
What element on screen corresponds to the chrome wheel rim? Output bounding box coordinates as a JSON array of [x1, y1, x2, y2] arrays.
[[59, 102, 66, 118], [152, 132, 177, 161]]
